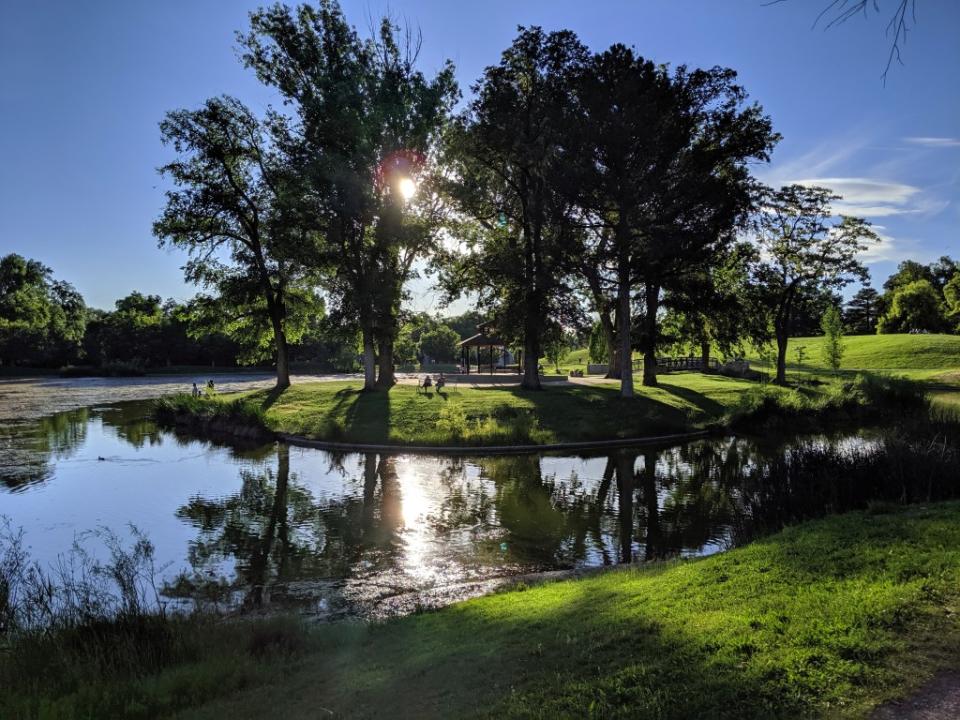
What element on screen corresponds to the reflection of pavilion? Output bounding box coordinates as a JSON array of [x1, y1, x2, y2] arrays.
[[457, 321, 517, 374]]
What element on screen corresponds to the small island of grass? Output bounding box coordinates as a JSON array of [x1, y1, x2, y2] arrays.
[[155, 371, 932, 449]]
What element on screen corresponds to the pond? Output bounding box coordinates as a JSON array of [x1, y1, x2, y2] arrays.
[[0, 392, 907, 620]]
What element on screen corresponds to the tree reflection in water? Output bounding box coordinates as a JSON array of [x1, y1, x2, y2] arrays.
[[0, 407, 89, 490], [8, 400, 951, 617], [166, 440, 796, 613]]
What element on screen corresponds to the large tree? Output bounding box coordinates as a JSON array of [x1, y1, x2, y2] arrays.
[[844, 286, 883, 334], [239, 1, 456, 390], [752, 184, 878, 384], [662, 241, 762, 368], [0, 254, 86, 367], [441, 27, 588, 390], [154, 96, 314, 389], [563, 47, 777, 390], [877, 279, 948, 334], [945, 273, 960, 332]]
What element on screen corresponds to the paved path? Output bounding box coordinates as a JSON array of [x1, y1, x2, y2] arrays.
[[872, 672, 960, 720], [0, 371, 612, 423], [0, 372, 359, 422]]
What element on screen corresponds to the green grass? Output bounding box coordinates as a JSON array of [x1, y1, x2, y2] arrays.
[[743, 333, 960, 415], [156, 371, 932, 447], [132, 502, 960, 719], [202, 374, 750, 445], [0, 615, 318, 720], [6, 503, 959, 719], [745, 333, 960, 373]]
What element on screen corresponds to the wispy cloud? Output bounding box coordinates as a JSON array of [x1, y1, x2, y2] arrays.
[[791, 177, 947, 218], [757, 136, 869, 189], [758, 133, 955, 272], [903, 137, 960, 148], [860, 226, 936, 265]]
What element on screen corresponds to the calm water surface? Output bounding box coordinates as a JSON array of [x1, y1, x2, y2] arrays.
[[0, 396, 882, 618]]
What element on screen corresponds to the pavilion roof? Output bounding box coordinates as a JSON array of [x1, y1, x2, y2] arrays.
[[458, 332, 507, 348]]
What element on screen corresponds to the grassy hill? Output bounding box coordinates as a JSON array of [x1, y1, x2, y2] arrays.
[[747, 333, 960, 373], [559, 334, 960, 377], [557, 334, 959, 415]]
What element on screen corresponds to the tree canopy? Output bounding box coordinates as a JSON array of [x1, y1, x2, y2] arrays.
[[0, 254, 85, 367], [752, 184, 878, 384], [238, 0, 457, 389]]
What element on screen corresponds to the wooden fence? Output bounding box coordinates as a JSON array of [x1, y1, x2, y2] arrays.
[[631, 356, 720, 372]]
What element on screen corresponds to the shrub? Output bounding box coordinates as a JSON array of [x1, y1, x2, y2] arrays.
[[435, 404, 469, 440], [725, 373, 928, 431], [0, 521, 312, 718]]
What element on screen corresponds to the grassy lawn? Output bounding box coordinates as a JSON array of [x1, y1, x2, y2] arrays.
[[742, 333, 960, 417], [743, 333, 960, 371], [159, 367, 936, 446], [160, 502, 960, 719], [744, 333, 960, 375], [231, 373, 753, 445], [158, 334, 959, 446], [8, 502, 956, 718]]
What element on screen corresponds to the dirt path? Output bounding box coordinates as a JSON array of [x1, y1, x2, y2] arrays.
[[872, 672, 960, 719]]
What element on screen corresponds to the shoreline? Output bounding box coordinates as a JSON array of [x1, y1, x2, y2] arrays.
[[275, 429, 712, 454]]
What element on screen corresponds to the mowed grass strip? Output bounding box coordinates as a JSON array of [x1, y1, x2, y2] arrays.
[[180, 502, 960, 720], [230, 373, 756, 445], [161, 370, 938, 446]]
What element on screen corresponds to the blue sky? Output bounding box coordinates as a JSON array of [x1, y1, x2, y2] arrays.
[[1, 0, 957, 312]]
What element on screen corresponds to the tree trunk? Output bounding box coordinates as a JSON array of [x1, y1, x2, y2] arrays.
[[774, 292, 794, 385], [601, 311, 620, 379], [617, 269, 634, 398], [375, 335, 395, 390], [269, 307, 291, 390], [775, 327, 789, 385], [700, 340, 711, 371], [361, 326, 376, 391], [522, 313, 541, 390], [642, 284, 660, 387]]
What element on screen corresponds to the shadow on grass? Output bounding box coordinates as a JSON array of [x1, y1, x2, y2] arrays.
[[337, 388, 391, 443], [493, 383, 698, 440], [258, 386, 288, 411], [185, 504, 960, 720], [186, 572, 809, 720], [656, 381, 726, 416]]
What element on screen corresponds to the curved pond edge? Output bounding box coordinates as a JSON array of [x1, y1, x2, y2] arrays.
[[275, 429, 711, 455], [156, 407, 711, 454]]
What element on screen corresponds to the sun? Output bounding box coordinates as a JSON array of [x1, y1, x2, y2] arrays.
[[398, 176, 416, 201]]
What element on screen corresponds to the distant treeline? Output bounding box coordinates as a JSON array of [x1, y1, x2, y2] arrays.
[[3, 251, 957, 373], [0, 253, 488, 371], [843, 256, 960, 335]]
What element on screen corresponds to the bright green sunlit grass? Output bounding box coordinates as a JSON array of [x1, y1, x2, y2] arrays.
[[178, 502, 960, 720], [242, 373, 753, 445], [745, 333, 960, 373]]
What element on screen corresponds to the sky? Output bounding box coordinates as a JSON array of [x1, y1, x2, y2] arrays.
[[1, 0, 958, 312]]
